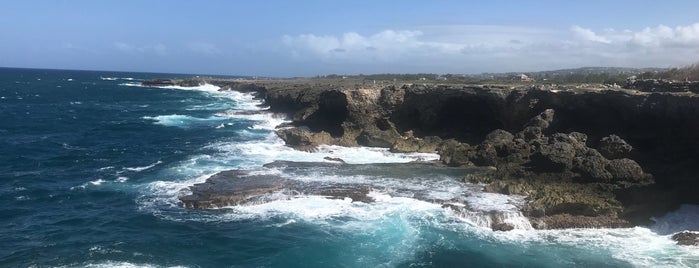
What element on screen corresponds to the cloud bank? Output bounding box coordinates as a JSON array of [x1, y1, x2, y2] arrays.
[[282, 22, 699, 73]]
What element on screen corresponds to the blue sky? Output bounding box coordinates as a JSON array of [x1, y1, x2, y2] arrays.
[[2, 0, 699, 76]]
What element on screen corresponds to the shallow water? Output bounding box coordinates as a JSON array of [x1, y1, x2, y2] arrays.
[[1, 68, 697, 267]]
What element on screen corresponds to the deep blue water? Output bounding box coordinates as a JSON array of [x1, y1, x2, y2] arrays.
[[1, 68, 697, 267]]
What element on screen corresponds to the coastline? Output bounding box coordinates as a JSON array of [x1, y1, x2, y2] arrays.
[[143, 77, 699, 239]]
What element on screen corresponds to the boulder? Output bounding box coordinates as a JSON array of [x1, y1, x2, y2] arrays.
[[439, 139, 474, 166], [605, 158, 649, 183], [529, 140, 576, 172], [598, 135, 633, 159], [491, 222, 515, 232], [573, 149, 613, 182], [672, 231, 699, 246]]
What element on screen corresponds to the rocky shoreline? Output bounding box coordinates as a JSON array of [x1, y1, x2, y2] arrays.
[[144, 78, 699, 237]]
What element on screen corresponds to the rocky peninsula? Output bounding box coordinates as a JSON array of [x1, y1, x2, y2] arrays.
[[144, 77, 699, 233]]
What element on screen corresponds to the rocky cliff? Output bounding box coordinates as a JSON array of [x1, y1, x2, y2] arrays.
[[259, 81, 699, 227], [146, 78, 699, 229]]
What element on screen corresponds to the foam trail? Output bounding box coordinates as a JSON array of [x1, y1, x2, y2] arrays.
[[125, 160, 163, 172], [56, 261, 189, 268], [142, 115, 229, 128]]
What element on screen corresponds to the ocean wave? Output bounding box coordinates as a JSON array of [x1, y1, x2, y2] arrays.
[[101, 76, 141, 81], [158, 83, 221, 92], [124, 160, 163, 172], [142, 114, 230, 128], [119, 82, 142, 87], [209, 133, 439, 168], [55, 260, 189, 268]]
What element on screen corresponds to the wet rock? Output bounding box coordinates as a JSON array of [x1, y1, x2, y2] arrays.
[[672, 231, 699, 246], [491, 222, 515, 231], [262, 160, 345, 169], [323, 157, 347, 164], [180, 169, 375, 209], [486, 180, 622, 218], [180, 170, 287, 209], [598, 135, 633, 159], [531, 214, 630, 229]]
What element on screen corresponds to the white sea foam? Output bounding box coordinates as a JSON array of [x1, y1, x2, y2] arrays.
[[139, 172, 218, 211], [215, 110, 287, 130], [90, 179, 106, 186], [209, 133, 439, 168], [119, 82, 142, 87], [159, 83, 221, 92], [115, 176, 129, 182], [217, 190, 444, 224], [142, 114, 228, 128], [55, 261, 189, 268], [527, 227, 698, 267], [124, 160, 162, 172]]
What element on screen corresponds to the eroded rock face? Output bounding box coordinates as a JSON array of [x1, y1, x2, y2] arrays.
[[449, 109, 656, 227], [275, 128, 334, 151]]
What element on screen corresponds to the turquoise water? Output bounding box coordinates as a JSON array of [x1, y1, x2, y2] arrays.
[[1, 68, 698, 267]]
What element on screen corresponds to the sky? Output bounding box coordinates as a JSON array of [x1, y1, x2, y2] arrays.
[[2, 0, 699, 76]]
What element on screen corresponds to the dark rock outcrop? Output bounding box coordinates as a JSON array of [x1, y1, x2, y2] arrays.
[[672, 231, 699, 246], [626, 79, 699, 93], [180, 168, 375, 209]]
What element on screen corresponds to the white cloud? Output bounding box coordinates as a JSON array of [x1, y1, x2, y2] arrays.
[[282, 30, 454, 62], [571, 25, 611, 43], [280, 22, 699, 73]]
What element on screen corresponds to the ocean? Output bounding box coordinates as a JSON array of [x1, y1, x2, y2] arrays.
[[1, 68, 698, 267]]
